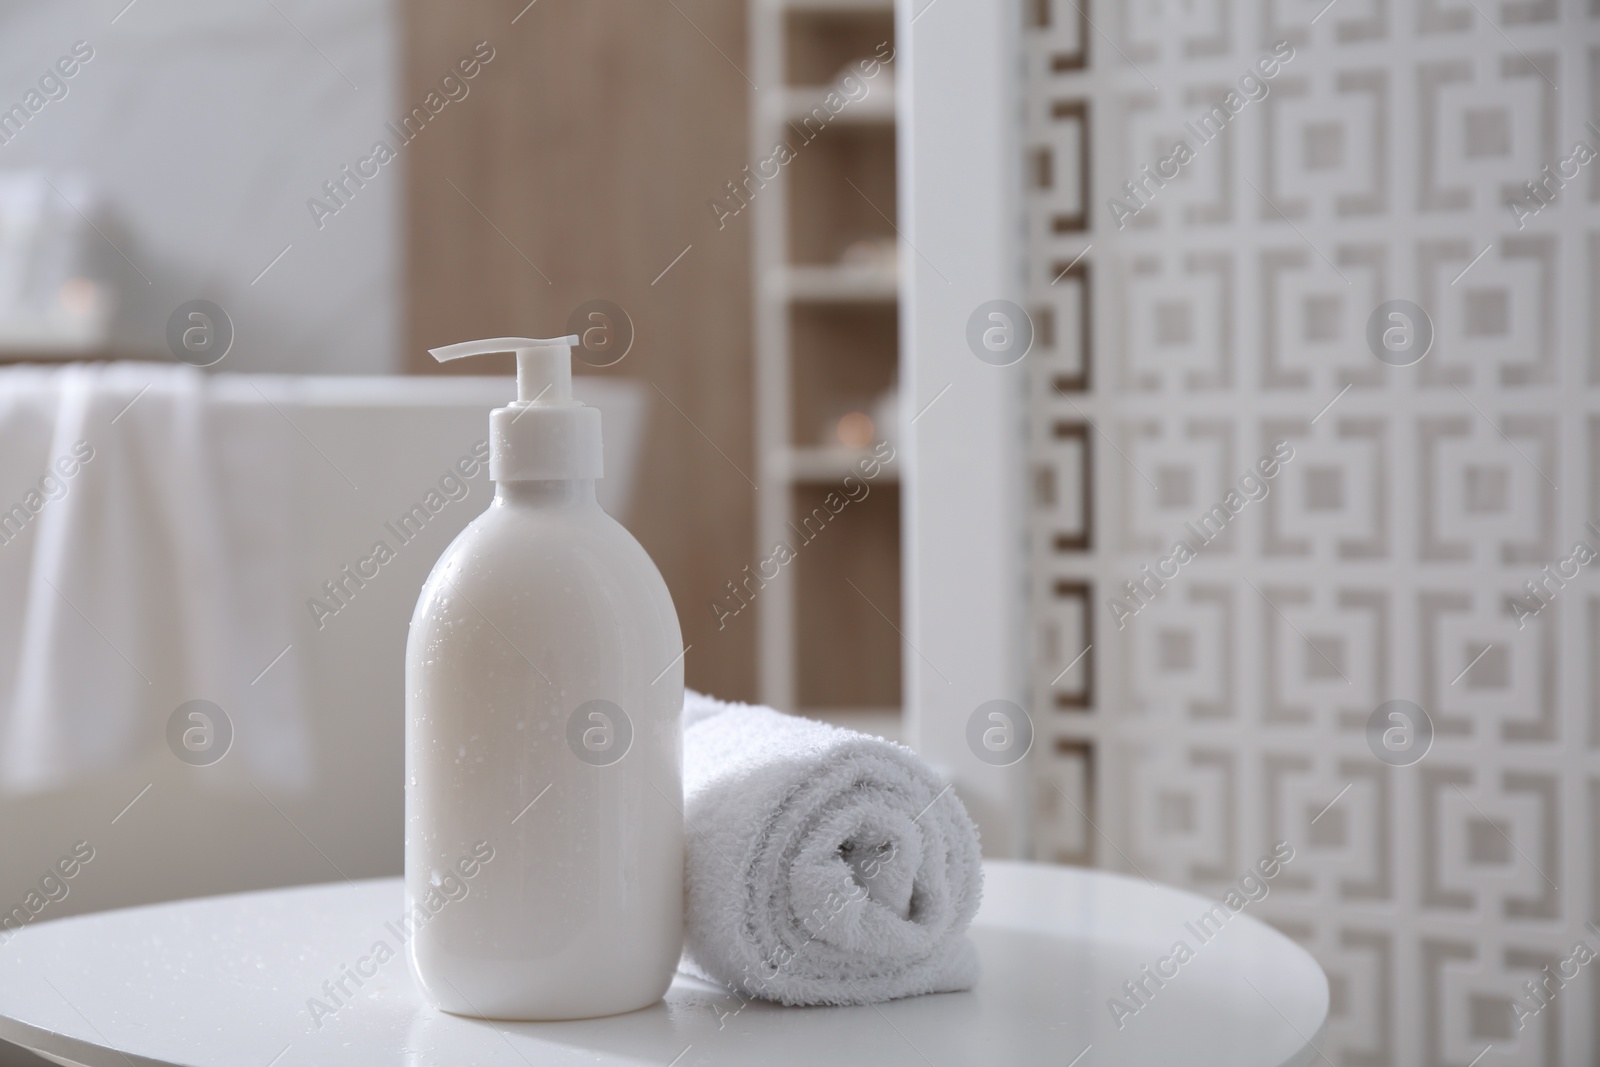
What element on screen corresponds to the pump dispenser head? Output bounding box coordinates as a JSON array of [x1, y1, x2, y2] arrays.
[[428, 335, 602, 483], [429, 335, 581, 405]]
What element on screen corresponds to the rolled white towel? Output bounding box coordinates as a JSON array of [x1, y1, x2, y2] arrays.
[[680, 691, 983, 1006]]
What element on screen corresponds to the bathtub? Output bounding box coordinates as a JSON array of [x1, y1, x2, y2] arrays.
[[0, 373, 646, 922]]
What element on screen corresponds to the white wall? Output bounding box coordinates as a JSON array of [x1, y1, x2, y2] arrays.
[[0, 0, 399, 374], [898, 0, 1030, 856]]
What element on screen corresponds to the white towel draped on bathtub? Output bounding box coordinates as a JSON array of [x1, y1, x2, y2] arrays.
[[0, 362, 311, 793]]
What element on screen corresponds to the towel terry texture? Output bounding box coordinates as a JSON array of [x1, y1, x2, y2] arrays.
[[681, 690, 983, 1006]]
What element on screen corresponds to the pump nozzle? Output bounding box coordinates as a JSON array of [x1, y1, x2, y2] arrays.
[[427, 334, 602, 483], [428, 335, 582, 404]]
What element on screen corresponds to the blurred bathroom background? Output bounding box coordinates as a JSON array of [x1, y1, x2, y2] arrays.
[[0, 0, 775, 915], [2, 0, 1594, 1062]]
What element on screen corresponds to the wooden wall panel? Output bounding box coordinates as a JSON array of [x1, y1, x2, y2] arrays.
[[403, 0, 756, 701]]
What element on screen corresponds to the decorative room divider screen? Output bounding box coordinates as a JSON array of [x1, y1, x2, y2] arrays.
[[1023, 1, 1594, 1061]]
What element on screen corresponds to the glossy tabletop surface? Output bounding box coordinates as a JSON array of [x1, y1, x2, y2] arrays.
[[0, 861, 1329, 1067]]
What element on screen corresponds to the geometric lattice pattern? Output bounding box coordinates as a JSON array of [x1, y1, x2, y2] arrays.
[[1024, 1, 1599, 1061]]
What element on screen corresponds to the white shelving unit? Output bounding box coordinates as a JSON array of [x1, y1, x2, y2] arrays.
[[749, 0, 902, 740]]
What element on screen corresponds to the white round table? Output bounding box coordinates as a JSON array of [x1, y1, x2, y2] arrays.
[[0, 861, 1328, 1066]]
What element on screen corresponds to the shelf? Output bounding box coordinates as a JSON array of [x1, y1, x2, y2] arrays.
[[753, 0, 902, 716], [774, 444, 900, 484], [769, 0, 892, 12], [771, 264, 898, 303], [771, 85, 896, 127]]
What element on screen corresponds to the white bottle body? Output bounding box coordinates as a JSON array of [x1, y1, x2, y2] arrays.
[[404, 479, 684, 1020]]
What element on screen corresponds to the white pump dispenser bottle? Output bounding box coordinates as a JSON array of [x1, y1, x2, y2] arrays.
[[405, 336, 685, 1020]]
